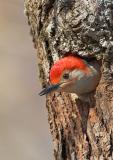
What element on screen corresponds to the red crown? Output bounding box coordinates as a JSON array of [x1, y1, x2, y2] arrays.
[[50, 55, 87, 84]]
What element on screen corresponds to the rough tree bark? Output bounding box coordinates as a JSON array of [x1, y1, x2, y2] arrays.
[[24, 0, 113, 159]]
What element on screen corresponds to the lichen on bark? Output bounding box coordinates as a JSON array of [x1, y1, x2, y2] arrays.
[[24, 0, 113, 159]]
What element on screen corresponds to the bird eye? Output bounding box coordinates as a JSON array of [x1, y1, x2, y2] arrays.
[[63, 73, 69, 79]]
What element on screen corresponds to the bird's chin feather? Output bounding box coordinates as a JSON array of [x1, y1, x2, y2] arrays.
[[58, 78, 77, 92]]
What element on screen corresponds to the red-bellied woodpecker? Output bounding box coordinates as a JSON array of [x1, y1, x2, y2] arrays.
[[39, 54, 101, 97]]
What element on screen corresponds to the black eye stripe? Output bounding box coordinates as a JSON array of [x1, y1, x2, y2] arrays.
[[63, 73, 69, 79]]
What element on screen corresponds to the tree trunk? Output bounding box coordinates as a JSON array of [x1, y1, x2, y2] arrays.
[[24, 0, 113, 159]]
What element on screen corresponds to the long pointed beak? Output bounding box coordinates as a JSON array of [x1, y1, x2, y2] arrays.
[[39, 84, 60, 96]]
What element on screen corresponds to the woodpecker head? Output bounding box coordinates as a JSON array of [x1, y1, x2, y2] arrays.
[[39, 55, 101, 96]]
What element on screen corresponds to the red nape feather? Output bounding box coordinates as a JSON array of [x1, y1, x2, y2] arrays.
[[50, 56, 88, 84]]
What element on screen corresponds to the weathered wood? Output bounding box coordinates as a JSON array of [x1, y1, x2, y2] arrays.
[[24, 0, 113, 159]]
